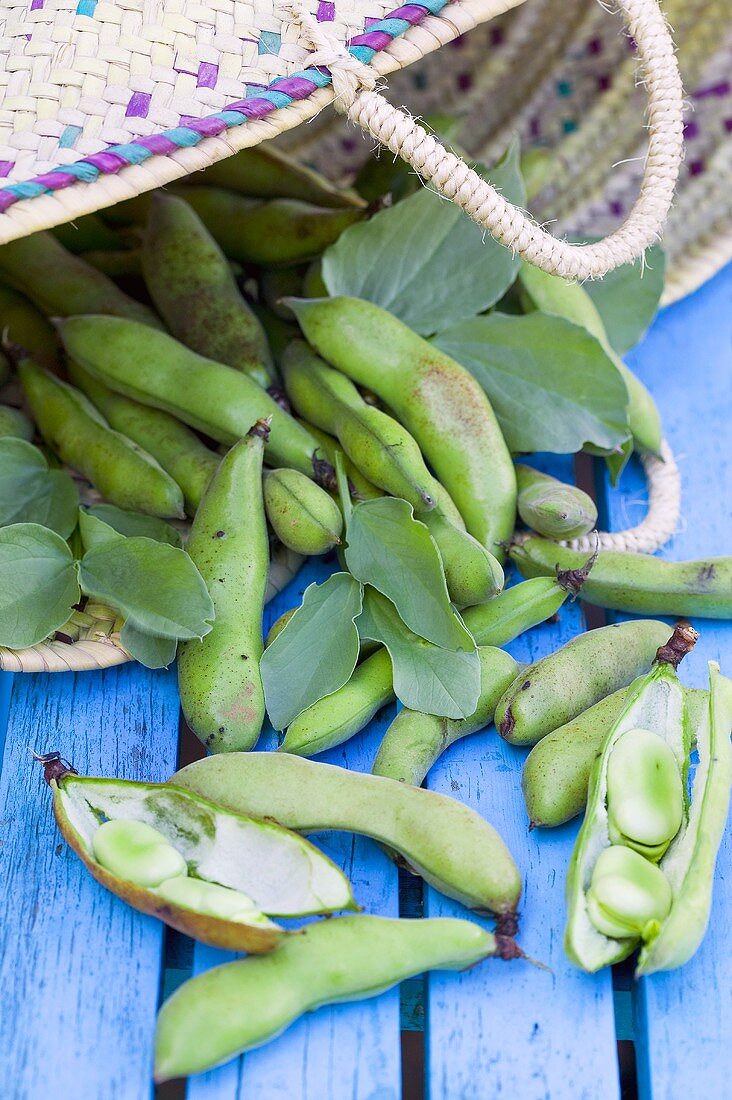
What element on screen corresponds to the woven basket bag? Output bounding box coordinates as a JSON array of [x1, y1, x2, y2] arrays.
[[0, 0, 704, 670]]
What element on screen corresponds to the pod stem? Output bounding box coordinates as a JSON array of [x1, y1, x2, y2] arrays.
[[494, 910, 519, 939], [555, 539, 599, 600], [248, 417, 272, 442], [654, 621, 699, 668], [31, 749, 77, 785]]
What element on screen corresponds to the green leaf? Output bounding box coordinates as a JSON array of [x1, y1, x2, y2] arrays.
[[433, 312, 630, 454], [322, 140, 525, 336], [0, 523, 80, 648], [0, 438, 79, 537], [357, 587, 480, 719], [78, 509, 125, 551], [85, 504, 183, 548], [583, 245, 666, 354], [261, 572, 363, 730], [119, 620, 178, 669], [79, 538, 214, 640], [344, 497, 472, 650]]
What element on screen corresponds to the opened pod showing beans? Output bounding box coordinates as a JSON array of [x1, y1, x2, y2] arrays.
[[38, 753, 356, 953], [565, 624, 732, 975], [172, 753, 522, 923]]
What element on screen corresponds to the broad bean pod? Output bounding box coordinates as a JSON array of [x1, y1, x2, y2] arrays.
[[172, 752, 522, 918], [515, 464, 597, 539], [511, 537, 732, 619], [58, 316, 325, 479], [19, 354, 185, 518], [0, 282, 60, 371], [288, 297, 517, 557], [373, 647, 520, 786], [0, 404, 33, 440], [0, 231, 161, 328], [263, 467, 343, 555], [68, 361, 219, 515], [39, 753, 354, 952], [178, 423, 269, 753], [494, 619, 673, 746], [142, 193, 274, 389], [155, 914, 519, 1081]]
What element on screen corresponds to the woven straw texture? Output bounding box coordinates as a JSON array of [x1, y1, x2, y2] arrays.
[[293, 0, 732, 300]]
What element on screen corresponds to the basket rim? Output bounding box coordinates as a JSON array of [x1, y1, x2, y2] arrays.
[[0, 0, 524, 245]]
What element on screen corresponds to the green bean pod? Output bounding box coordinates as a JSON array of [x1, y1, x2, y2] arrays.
[[373, 647, 520, 786], [155, 914, 519, 1081], [299, 419, 383, 502], [263, 468, 343, 555], [522, 687, 708, 828], [461, 570, 589, 648], [511, 537, 732, 619], [0, 404, 33, 440], [494, 619, 673, 746], [0, 231, 161, 327], [517, 264, 662, 456], [52, 213, 128, 253], [188, 144, 364, 208], [172, 752, 522, 917], [39, 753, 354, 955], [67, 361, 219, 515], [0, 283, 60, 371], [142, 192, 274, 388], [288, 297, 517, 557], [178, 423, 270, 753], [515, 464, 597, 539], [81, 248, 144, 279], [18, 355, 185, 518], [58, 316, 325, 478]]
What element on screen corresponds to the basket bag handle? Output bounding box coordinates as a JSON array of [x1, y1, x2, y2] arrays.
[[293, 0, 684, 280]]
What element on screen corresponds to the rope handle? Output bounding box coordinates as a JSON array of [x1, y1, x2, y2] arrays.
[[292, 0, 684, 280]]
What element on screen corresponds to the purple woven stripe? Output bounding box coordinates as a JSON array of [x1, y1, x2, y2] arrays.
[[32, 171, 76, 190], [227, 97, 280, 119], [0, 192, 16, 212], [197, 62, 219, 89], [186, 116, 229, 137], [83, 151, 129, 171], [126, 91, 151, 118], [350, 30, 392, 49], [388, 5, 428, 20], [138, 134, 179, 155], [270, 75, 319, 98]]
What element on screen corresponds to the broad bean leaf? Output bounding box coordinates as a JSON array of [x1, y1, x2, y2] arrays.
[[0, 523, 80, 648], [78, 509, 125, 551], [434, 312, 630, 454], [583, 244, 666, 354], [119, 620, 178, 669], [0, 438, 79, 537], [81, 504, 183, 550], [261, 572, 363, 730], [322, 140, 525, 336], [79, 538, 213, 640], [345, 496, 472, 650], [357, 588, 480, 719]]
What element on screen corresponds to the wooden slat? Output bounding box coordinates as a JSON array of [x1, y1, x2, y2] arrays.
[[425, 455, 620, 1100], [186, 557, 403, 1100], [599, 263, 732, 1100], [0, 664, 180, 1100], [0, 670, 11, 764]]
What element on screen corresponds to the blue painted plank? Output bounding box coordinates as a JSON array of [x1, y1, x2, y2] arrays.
[[0, 670, 12, 767], [0, 664, 180, 1100], [424, 455, 620, 1100], [187, 556, 402, 1100], [599, 262, 732, 1100]]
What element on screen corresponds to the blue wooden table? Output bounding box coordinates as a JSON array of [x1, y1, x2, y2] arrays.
[[1, 263, 730, 1100]]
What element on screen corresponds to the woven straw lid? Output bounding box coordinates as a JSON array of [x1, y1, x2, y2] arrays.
[[0, 0, 686, 281]]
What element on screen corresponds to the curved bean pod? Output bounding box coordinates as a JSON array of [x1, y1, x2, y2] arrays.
[[263, 468, 343, 555], [58, 316, 325, 478], [142, 192, 274, 388], [155, 914, 519, 1081], [299, 419, 383, 502], [18, 355, 185, 518], [172, 752, 522, 917], [0, 231, 161, 328], [68, 361, 219, 515], [0, 404, 33, 440], [515, 464, 597, 539], [494, 619, 673, 746], [461, 571, 588, 648], [288, 296, 517, 557], [373, 647, 520, 786], [178, 423, 269, 753], [0, 282, 60, 370], [511, 537, 732, 619]]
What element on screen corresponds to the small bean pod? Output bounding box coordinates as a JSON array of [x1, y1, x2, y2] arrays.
[[494, 619, 673, 746], [0, 282, 59, 371], [141, 192, 274, 389], [515, 464, 597, 539], [18, 354, 185, 518], [511, 537, 732, 619], [373, 647, 520, 786], [0, 404, 33, 440], [172, 752, 523, 918], [461, 569, 589, 648], [67, 361, 219, 515], [155, 914, 520, 1081], [178, 422, 269, 753], [288, 296, 517, 558], [263, 467, 343, 555]]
